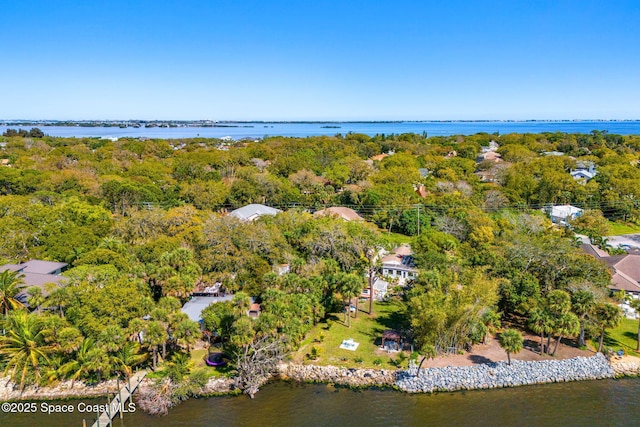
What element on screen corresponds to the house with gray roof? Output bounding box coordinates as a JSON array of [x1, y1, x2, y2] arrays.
[[181, 295, 234, 324], [228, 204, 281, 221], [0, 260, 68, 299]]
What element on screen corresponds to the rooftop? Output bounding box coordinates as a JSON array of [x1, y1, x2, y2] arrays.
[[0, 260, 68, 297], [181, 295, 233, 322], [229, 204, 281, 221], [313, 207, 364, 222], [581, 244, 640, 293]]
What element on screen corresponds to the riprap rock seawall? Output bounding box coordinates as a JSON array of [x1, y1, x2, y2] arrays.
[[396, 353, 614, 393], [278, 364, 397, 387]]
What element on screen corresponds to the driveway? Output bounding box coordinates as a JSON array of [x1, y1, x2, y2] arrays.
[[606, 234, 640, 249]]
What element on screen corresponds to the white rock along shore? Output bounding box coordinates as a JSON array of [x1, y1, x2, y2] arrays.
[[2, 353, 638, 402]]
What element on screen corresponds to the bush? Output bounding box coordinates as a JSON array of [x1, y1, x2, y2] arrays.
[[307, 346, 323, 360], [354, 357, 364, 364], [373, 358, 382, 366]]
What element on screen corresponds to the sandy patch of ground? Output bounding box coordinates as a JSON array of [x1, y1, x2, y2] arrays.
[[421, 332, 594, 368]]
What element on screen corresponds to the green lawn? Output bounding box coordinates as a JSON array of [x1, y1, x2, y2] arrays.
[[599, 317, 640, 356], [608, 221, 640, 236], [293, 299, 411, 369], [189, 348, 234, 378], [380, 230, 412, 249]]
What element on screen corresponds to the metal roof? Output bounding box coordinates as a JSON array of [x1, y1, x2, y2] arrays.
[[181, 295, 233, 322]]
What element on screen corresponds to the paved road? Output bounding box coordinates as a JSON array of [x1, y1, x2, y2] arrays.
[[606, 234, 640, 249]]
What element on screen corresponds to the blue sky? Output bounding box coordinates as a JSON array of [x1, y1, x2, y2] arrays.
[[1, 1, 639, 120]]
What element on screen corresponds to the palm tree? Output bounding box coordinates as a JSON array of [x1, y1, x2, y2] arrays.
[[551, 312, 580, 356], [173, 318, 200, 352], [0, 270, 26, 317], [98, 325, 126, 354], [145, 321, 168, 370], [339, 274, 361, 328], [152, 307, 171, 359], [56, 326, 84, 354], [42, 284, 70, 318], [529, 307, 554, 354], [0, 311, 55, 389], [26, 287, 45, 312], [112, 341, 147, 378], [571, 290, 596, 347], [128, 318, 146, 344], [59, 338, 108, 387], [546, 290, 571, 353], [499, 329, 523, 365], [165, 352, 193, 382], [628, 297, 640, 351], [481, 309, 501, 344], [594, 302, 623, 353]]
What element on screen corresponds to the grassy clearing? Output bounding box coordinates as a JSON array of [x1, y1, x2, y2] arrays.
[[293, 298, 412, 369], [600, 317, 640, 356], [380, 230, 412, 249], [190, 348, 234, 378], [608, 221, 640, 236]]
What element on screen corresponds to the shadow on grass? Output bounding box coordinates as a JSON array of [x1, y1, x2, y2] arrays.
[[375, 301, 410, 332], [603, 334, 632, 350]]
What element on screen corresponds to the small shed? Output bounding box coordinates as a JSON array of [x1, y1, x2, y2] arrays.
[[381, 329, 401, 352], [248, 303, 261, 318]]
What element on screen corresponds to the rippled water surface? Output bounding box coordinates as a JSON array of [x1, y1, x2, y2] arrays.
[[3, 379, 640, 427], [2, 121, 640, 139]]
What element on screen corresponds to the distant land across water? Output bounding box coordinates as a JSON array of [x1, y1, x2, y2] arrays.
[[2, 121, 640, 139]]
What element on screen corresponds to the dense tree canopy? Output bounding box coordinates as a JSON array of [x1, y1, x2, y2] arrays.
[[1, 129, 636, 387]]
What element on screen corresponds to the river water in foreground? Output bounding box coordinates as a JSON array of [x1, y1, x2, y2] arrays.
[[3, 378, 640, 427]]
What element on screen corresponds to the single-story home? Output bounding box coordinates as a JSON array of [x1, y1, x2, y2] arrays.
[[582, 243, 640, 294], [0, 260, 68, 298], [181, 295, 234, 325], [229, 204, 282, 221], [570, 169, 597, 181], [313, 207, 364, 222], [546, 205, 583, 225]]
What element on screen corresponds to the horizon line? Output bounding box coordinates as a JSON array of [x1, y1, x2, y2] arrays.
[[2, 118, 640, 123]]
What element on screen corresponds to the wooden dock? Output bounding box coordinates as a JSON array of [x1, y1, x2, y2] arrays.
[[90, 371, 146, 427]]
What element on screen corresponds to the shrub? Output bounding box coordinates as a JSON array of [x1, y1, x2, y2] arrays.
[[307, 346, 323, 360]]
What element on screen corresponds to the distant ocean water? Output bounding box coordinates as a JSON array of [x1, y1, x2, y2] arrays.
[[1, 121, 640, 139]]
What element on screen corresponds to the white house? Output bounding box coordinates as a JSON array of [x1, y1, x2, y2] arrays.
[[547, 205, 583, 224], [381, 244, 418, 284], [570, 169, 597, 181], [570, 161, 597, 182], [229, 204, 282, 221]]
